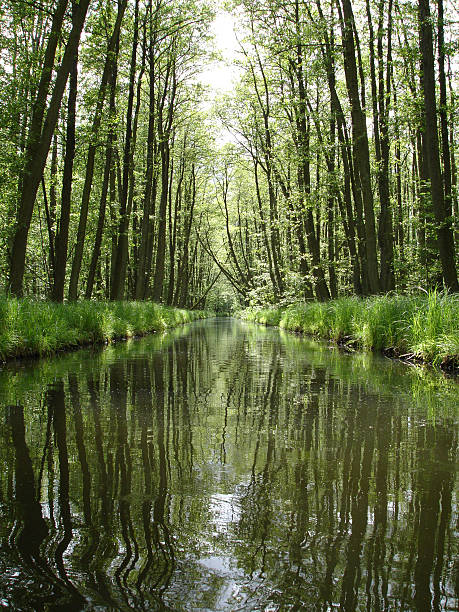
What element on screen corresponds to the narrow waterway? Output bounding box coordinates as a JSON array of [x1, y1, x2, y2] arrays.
[[0, 317, 457, 611]]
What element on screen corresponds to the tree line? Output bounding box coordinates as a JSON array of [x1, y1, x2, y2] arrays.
[[0, 0, 457, 307], [208, 0, 458, 305], [1, 0, 218, 308]]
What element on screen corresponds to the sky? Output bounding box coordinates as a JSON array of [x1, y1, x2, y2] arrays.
[[200, 11, 241, 97], [198, 10, 243, 145]]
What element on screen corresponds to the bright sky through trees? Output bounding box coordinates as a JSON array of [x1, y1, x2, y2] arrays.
[[200, 11, 240, 95]]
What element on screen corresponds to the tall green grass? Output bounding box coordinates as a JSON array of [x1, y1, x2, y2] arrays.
[[239, 292, 459, 367], [0, 297, 212, 360]]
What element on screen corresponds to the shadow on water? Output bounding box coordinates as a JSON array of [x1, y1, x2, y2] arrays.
[[0, 317, 457, 610]]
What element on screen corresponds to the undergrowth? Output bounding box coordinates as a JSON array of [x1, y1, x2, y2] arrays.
[[0, 297, 212, 361]]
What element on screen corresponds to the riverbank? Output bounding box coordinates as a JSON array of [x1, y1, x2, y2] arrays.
[[0, 297, 212, 361], [239, 292, 459, 373]]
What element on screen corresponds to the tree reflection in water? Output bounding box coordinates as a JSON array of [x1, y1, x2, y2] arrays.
[[0, 318, 457, 610]]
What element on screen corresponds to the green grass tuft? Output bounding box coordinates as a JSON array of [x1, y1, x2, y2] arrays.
[[239, 292, 459, 369], [0, 297, 212, 361]]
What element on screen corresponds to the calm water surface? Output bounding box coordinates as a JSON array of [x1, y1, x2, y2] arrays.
[[0, 317, 457, 611]]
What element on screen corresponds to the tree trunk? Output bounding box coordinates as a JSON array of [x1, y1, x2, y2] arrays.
[[152, 62, 176, 302], [316, 0, 363, 293], [437, 0, 453, 219], [67, 0, 127, 300], [418, 0, 458, 290], [293, 0, 329, 300], [151, 137, 170, 302], [111, 0, 139, 301], [339, 0, 380, 294], [376, 0, 395, 291], [85, 43, 119, 300], [51, 40, 77, 302], [136, 5, 159, 299], [253, 159, 278, 299], [9, 0, 90, 296], [167, 155, 184, 304]]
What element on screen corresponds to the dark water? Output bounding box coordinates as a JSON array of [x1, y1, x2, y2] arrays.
[[0, 318, 457, 611]]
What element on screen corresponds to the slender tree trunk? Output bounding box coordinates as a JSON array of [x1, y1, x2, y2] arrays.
[[293, 0, 330, 300], [68, 0, 127, 300], [266, 172, 284, 296], [52, 6, 79, 302], [221, 167, 251, 292], [9, 0, 90, 296], [254, 159, 278, 299], [416, 131, 429, 277], [447, 67, 458, 245], [85, 44, 118, 300], [327, 115, 338, 298], [152, 136, 170, 302], [46, 134, 58, 286], [111, 0, 139, 300], [393, 88, 405, 286], [316, 0, 364, 293], [152, 62, 176, 302], [339, 0, 380, 294], [437, 0, 452, 218], [143, 175, 158, 297], [136, 3, 159, 299], [247, 31, 284, 298], [377, 0, 395, 291], [108, 163, 118, 297], [177, 170, 198, 308], [167, 155, 184, 304], [418, 0, 458, 290]]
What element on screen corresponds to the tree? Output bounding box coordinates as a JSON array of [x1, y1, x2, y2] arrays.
[[418, 0, 458, 290], [9, 0, 91, 296]]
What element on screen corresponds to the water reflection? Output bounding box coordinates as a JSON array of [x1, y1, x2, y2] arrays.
[[0, 318, 457, 610]]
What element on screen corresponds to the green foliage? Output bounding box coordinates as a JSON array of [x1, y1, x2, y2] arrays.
[[0, 296, 212, 360], [239, 292, 459, 366], [407, 290, 459, 364]]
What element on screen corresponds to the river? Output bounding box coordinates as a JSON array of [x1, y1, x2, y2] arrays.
[[0, 317, 457, 610]]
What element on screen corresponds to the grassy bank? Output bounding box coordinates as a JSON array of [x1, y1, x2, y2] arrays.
[[239, 292, 459, 371], [0, 297, 212, 361]]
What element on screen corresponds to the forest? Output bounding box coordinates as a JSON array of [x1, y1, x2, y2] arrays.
[[1, 2, 458, 608], [0, 0, 458, 313]]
